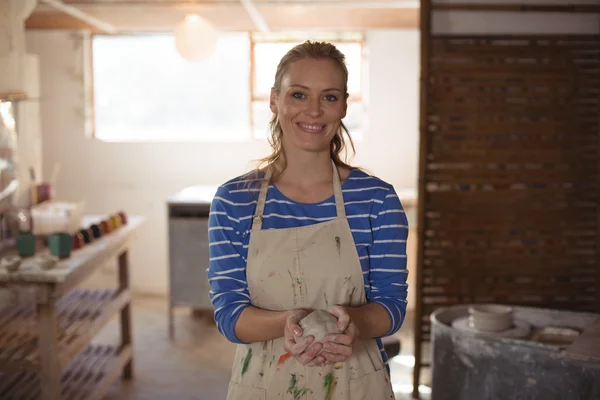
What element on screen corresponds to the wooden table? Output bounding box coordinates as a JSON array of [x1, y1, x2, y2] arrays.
[[0, 215, 144, 400]]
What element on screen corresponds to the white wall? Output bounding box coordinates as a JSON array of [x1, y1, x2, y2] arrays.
[[26, 30, 421, 296]]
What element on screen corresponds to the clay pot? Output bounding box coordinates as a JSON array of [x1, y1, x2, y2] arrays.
[[468, 304, 514, 332]]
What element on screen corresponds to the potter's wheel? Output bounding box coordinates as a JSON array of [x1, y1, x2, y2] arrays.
[[452, 316, 531, 339]]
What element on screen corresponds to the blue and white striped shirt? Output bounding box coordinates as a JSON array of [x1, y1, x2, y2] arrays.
[[207, 168, 409, 365]]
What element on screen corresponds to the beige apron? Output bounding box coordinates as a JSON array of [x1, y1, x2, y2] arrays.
[[226, 162, 395, 400]]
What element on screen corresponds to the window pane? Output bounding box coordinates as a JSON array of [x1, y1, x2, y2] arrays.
[[335, 43, 362, 96], [93, 33, 250, 142], [254, 42, 362, 98], [253, 42, 299, 98], [344, 101, 364, 141], [252, 101, 272, 140], [251, 100, 364, 141]]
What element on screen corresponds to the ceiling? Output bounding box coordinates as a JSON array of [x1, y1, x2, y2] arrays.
[[25, 0, 420, 33]]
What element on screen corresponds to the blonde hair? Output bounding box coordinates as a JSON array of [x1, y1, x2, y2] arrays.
[[253, 40, 358, 183]]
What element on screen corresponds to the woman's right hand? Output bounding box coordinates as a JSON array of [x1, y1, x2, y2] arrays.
[[283, 309, 325, 367]]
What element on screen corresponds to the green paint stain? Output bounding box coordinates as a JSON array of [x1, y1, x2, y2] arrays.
[[323, 373, 336, 400], [269, 355, 275, 367], [241, 348, 252, 376], [287, 374, 309, 399]]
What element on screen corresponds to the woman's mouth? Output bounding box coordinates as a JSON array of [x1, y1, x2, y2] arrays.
[[296, 122, 326, 134]]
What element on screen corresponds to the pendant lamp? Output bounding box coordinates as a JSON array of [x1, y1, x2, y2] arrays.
[[174, 14, 218, 62]]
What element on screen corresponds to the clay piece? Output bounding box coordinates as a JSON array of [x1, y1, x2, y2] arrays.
[[1, 256, 22, 272], [295, 309, 342, 344], [36, 254, 59, 270]]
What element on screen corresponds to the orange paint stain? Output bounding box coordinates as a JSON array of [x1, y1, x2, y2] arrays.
[[275, 352, 291, 371]]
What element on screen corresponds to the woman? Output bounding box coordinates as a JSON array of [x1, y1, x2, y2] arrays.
[[208, 41, 408, 399]]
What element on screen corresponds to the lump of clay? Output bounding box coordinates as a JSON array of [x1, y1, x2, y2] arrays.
[[295, 309, 341, 344]]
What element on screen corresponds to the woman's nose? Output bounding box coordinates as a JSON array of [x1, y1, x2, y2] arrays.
[[305, 98, 323, 117]]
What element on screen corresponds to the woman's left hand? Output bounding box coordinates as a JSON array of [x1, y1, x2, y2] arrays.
[[321, 305, 359, 364]]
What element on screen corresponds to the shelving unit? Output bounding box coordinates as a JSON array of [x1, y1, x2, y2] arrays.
[[0, 215, 144, 400]]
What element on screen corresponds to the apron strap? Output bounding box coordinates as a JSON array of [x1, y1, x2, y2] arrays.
[[252, 162, 345, 231], [332, 161, 346, 219], [252, 167, 272, 231]]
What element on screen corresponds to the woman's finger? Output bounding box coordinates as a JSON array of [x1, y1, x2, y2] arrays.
[[287, 315, 304, 337], [322, 341, 353, 357], [324, 333, 354, 346], [306, 353, 326, 367], [327, 306, 350, 331], [288, 335, 314, 355], [321, 351, 347, 364], [297, 342, 323, 365]]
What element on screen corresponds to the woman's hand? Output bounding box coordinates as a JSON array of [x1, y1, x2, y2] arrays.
[[283, 309, 324, 366], [321, 305, 359, 364]]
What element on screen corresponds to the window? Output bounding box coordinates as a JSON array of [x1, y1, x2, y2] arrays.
[[91, 32, 365, 142], [92, 32, 251, 142], [251, 32, 365, 141]]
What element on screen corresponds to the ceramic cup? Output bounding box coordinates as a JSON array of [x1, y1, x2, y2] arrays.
[[468, 304, 514, 332], [16, 232, 36, 257], [48, 232, 72, 259]]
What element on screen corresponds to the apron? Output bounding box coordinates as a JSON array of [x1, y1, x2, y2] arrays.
[[226, 162, 395, 400]]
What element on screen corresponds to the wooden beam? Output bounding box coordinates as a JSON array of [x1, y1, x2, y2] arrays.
[[26, 11, 105, 32], [432, 3, 600, 13], [240, 0, 270, 32], [40, 0, 118, 33], [26, 5, 419, 31]]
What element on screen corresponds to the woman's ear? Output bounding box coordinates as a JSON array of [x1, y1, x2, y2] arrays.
[[270, 89, 278, 114]]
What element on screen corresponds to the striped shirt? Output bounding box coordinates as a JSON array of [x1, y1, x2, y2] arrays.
[[207, 168, 409, 366]]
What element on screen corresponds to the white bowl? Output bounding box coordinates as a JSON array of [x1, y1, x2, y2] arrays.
[[468, 304, 514, 332]]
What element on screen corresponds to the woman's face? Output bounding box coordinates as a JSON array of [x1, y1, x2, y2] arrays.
[[270, 58, 347, 155]]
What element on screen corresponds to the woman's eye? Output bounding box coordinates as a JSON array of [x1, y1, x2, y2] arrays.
[[292, 92, 306, 99], [324, 94, 338, 102]]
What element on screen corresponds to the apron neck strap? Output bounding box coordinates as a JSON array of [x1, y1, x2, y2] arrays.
[[331, 161, 346, 219], [252, 161, 346, 231], [252, 167, 272, 231]]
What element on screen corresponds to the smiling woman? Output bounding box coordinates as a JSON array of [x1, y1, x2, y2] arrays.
[[208, 41, 407, 400]]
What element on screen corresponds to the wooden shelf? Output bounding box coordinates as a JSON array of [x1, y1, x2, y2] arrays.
[[0, 288, 130, 372], [0, 344, 132, 400], [0, 92, 28, 102]]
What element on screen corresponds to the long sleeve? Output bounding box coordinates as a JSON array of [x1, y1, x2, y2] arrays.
[[207, 185, 251, 344], [367, 188, 409, 337]]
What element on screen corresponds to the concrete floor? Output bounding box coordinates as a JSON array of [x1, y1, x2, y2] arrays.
[[99, 296, 431, 400]]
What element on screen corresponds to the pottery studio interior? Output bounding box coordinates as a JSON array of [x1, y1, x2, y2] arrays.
[[0, 0, 599, 400]]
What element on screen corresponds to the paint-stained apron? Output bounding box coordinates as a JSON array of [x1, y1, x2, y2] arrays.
[[226, 162, 395, 400]]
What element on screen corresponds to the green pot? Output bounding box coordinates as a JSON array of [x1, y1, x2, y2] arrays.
[[16, 232, 36, 257], [48, 232, 72, 259]]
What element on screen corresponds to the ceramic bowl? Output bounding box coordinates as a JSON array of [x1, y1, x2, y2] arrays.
[[468, 304, 514, 332]]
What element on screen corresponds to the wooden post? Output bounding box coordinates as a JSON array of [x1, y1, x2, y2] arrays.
[[37, 300, 61, 400], [118, 251, 134, 379], [414, 0, 432, 398]]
